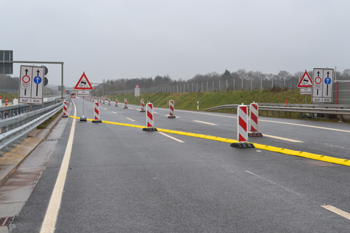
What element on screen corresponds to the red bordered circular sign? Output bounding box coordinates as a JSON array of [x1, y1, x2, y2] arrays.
[[315, 76, 322, 85], [22, 75, 30, 83]]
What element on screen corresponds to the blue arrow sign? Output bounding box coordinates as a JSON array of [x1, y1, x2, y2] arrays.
[[325, 77, 331, 85], [34, 76, 42, 84]]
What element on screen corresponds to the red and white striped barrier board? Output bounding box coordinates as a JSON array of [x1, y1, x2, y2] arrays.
[[124, 98, 128, 109], [237, 104, 248, 142], [249, 102, 263, 137], [108, 100, 111, 105], [103, 99, 105, 104], [168, 99, 176, 118], [92, 101, 102, 123], [62, 101, 68, 118], [143, 102, 157, 131], [115, 98, 118, 107], [231, 104, 254, 148], [140, 99, 145, 112]]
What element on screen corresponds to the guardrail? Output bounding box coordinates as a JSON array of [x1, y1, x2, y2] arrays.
[[204, 103, 350, 120], [0, 97, 59, 119], [0, 99, 64, 156]]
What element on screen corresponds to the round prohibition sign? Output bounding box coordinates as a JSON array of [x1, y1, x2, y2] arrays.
[[315, 76, 322, 85], [22, 75, 30, 83]]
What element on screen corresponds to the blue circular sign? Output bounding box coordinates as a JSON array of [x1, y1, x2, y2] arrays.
[[325, 77, 331, 85], [34, 76, 42, 84]]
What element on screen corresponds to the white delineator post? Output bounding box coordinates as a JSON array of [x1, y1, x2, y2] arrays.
[[237, 104, 248, 142], [143, 102, 157, 131], [249, 102, 263, 137], [115, 98, 118, 107], [92, 100, 102, 123], [140, 99, 145, 112], [124, 98, 128, 109], [168, 99, 176, 118], [62, 101, 68, 118]]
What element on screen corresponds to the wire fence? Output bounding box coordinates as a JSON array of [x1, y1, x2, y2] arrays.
[[106, 78, 299, 95]]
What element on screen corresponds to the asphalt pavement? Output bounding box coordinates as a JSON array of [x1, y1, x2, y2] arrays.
[[2, 97, 350, 232]]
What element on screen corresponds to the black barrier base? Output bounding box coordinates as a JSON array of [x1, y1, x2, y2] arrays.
[[168, 116, 176, 118], [248, 132, 263, 137], [92, 120, 102, 123], [62, 115, 68, 118], [231, 142, 255, 148], [80, 117, 87, 122], [124, 107, 128, 109], [142, 128, 158, 131], [140, 110, 145, 112]]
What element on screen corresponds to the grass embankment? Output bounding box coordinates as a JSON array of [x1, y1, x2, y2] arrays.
[[0, 93, 18, 102], [109, 89, 310, 110], [107, 89, 330, 120]]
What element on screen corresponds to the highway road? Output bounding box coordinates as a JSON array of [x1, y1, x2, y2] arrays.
[[7, 97, 350, 232]]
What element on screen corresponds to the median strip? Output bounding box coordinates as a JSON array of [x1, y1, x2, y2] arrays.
[[68, 116, 350, 167]]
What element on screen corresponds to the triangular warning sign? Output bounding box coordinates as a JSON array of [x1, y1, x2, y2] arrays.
[[297, 70, 313, 88], [74, 72, 93, 90]]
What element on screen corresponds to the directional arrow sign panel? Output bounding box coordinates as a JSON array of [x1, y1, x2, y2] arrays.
[[19, 66, 33, 103], [30, 67, 45, 104], [312, 68, 334, 103], [322, 69, 333, 102], [312, 68, 323, 101]]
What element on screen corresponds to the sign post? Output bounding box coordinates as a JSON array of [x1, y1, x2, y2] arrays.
[[74, 72, 93, 121]]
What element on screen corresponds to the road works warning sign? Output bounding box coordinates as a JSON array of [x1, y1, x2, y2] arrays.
[[297, 70, 313, 88], [74, 72, 93, 90]]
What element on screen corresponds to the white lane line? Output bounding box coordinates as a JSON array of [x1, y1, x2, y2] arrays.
[[260, 119, 350, 133], [129, 107, 133, 109], [322, 205, 350, 220], [112, 111, 118, 114], [193, 120, 218, 126], [103, 108, 108, 110], [40, 100, 77, 232], [127, 118, 135, 122], [154, 111, 158, 114], [159, 132, 184, 143], [176, 109, 350, 133], [263, 134, 303, 143], [246, 170, 302, 196]]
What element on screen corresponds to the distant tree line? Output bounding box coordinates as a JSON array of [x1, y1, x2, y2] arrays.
[[0, 74, 19, 89], [92, 69, 350, 96]]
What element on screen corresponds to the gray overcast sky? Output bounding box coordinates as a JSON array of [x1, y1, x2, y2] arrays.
[[2, 0, 350, 87]]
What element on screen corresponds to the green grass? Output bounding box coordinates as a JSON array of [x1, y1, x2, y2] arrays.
[[108, 89, 311, 111]]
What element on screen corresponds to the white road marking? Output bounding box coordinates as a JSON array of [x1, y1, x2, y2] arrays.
[[112, 111, 118, 114], [159, 132, 184, 143], [260, 119, 350, 133], [322, 205, 350, 220], [263, 134, 303, 143], [154, 111, 158, 114], [176, 109, 350, 133], [40, 101, 77, 232], [127, 118, 135, 122], [129, 107, 133, 109], [246, 170, 301, 196], [103, 108, 107, 110], [193, 120, 218, 125]]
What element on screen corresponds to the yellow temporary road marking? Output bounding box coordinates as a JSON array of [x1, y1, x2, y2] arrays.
[[322, 205, 350, 220], [159, 132, 184, 143], [263, 134, 303, 143], [67, 117, 350, 167], [127, 118, 135, 122], [193, 120, 218, 126], [40, 101, 77, 233]]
